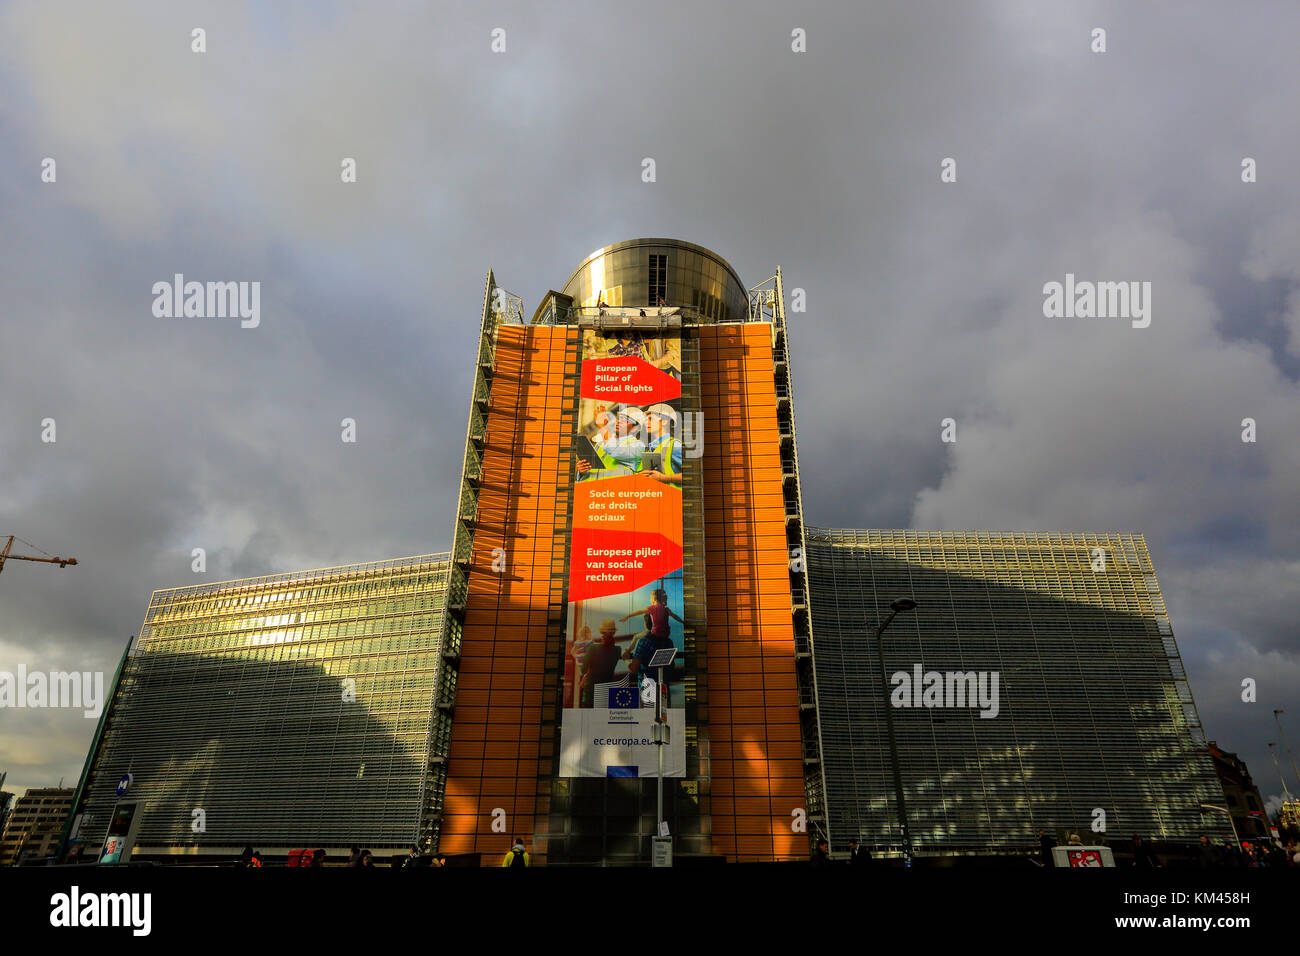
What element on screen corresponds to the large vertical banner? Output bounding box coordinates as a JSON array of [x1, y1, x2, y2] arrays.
[[560, 328, 687, 777]]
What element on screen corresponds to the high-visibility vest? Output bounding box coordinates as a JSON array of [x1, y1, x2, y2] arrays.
[[660, 437, 677, 475], [594, 443, 620, 470], [588, 439, 637, 478], [643, 437, 677, 476]]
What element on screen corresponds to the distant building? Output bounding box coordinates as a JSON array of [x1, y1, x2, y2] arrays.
[[1207, 741, 1270, 840], [1276, 799, 1300, 843], [806, 528, 1230, 852], [68, 555, 457, 862], [0, 787, 74, 865], [0, 790, 14, 835]]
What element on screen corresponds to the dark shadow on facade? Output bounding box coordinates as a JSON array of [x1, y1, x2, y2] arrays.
[[806, 537, 1228, 857]]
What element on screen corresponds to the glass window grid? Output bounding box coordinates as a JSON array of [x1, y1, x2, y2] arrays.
[[804, 529, 1227, 853], [78, 555, 454, 853]]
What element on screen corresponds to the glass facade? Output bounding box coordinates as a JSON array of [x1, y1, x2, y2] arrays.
[[74, 554, 458, 858], [805, 529, 1230, 853]]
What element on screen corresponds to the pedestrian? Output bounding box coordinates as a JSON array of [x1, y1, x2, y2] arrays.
[[310, 849, 326, 868], [1130, 835, 1157, 869], [347, 845, 361, 868], [847, 838, 872, 867], [810, 838, 830, 867], [1196, 835, 1222, 868], [1038, 828, 1057, 868], [502, 837, 530, 868]]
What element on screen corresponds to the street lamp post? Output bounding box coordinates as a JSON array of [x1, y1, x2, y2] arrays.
[[1275, 710, 1300, 793], [1268, 743, 1294, 802], [657, 663, 665, 845], [873, 598, 917, 867], [649, 647, 677, 867]]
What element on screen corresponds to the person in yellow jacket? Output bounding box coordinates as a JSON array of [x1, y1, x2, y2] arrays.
[[502, 838, 530, 868], [641, 403, 682, 486]]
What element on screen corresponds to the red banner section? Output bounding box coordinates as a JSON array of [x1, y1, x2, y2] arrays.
[[567, 528, 683, 602], [580, 356, 681, 406]]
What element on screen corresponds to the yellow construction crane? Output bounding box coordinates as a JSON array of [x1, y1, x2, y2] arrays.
[[0, 535, 78, 576]]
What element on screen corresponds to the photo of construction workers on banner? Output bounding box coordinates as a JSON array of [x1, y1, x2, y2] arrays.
[[574, 398, 683, 486], [559, 328, 688, 777]]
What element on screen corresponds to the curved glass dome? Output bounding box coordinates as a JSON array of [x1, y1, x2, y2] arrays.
[[560, 238, 748, 321]]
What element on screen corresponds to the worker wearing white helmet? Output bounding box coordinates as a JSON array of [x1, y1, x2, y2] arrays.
[[645, 403, 679, 436], [642, 403, 682, 481], [615, 406, 648, 437], [577, 405, 646, 480]]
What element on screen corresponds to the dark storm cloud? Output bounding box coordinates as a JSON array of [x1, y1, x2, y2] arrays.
[[1, 1, 1297, 806]]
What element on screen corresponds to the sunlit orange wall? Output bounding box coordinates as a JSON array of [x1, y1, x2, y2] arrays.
[[699, 324, 806, 861], [441, 325, 572, 863], [443, 322, 805, 864]]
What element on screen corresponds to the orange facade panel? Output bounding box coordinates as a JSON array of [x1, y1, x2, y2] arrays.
[[442, 321, 807, 864], [698, 324, 807, 861], [443, 325, 572, 863]]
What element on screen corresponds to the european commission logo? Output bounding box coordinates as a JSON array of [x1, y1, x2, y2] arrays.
[[608, 686, 638, 709], [594, 676, 640, 709]]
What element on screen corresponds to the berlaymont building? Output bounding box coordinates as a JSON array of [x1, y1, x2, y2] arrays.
[[63, 239, 1230, 866]]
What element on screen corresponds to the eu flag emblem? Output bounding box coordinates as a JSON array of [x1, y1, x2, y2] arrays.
[[608, 686, 638, 709]]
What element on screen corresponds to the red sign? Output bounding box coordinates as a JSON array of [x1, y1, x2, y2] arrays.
[[580, 356, 680, 406], [567, 528, 683, 602]]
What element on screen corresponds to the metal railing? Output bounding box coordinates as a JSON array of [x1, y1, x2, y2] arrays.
[[535, 302, 765, 326]]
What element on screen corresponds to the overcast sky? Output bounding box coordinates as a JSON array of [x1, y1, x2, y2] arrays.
[[2, 1, 1297, 816]]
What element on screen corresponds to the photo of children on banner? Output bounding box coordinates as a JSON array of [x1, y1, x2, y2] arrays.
[[569, 578, 685, 709], [575, 618, 633, 709], [575, 400, 682, 485], [620, 588, 684, 702]]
